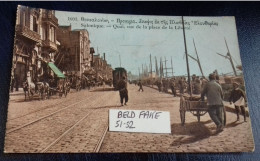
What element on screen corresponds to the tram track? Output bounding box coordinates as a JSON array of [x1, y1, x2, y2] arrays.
[[6, 92, 100, 134], [8, 91, 82, 121], [41, 109, 95, 153], [5, 87, 122, 153], [93, 102, 120, 153], [40, 94, 120, 153], [39, 93, 118, 153]]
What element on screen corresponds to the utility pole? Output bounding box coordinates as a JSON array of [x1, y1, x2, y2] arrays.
[[119, 54, 121, 67], [155, 56, 159, 77], [150, 54, 152, 78], [142, 64, 144, 79], [138, 67, 140, 79], [171, 56, 173, 77], [160, 57, 164, 78], [182, 16, 192, 97], [164, 56, 167, 78]]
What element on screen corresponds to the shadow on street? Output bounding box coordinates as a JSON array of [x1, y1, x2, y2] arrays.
[[170, 120, 213, 146]]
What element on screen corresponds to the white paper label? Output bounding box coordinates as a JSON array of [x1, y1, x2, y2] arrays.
[[109, 109, 171, 134]]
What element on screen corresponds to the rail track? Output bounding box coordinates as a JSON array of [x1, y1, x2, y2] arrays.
[[8, 91, 83, 121], [6, 93, 99, 134], [40, 101, 120, 153], [6, 87, 120, 153]]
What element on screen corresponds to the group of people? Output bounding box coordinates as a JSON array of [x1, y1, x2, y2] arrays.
[[116, 73, 247, 133], [201, 73, 247, 133]]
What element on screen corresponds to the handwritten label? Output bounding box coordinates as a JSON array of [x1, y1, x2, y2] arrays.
[[109, 109, 171, 134]]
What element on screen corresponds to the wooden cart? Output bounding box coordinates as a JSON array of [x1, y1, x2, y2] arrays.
[[179, 94, 226, 126]]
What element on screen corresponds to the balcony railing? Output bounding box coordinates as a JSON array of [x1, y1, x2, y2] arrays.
[[15, 25, 41, 42], [42, 12, 58, 25], [42, 39, 58, 51]]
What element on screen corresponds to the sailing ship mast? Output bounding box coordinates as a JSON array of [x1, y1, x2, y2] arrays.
[[187, 38, 204, 77], [216, 38, 237, 76], [181, 16, 192, 96]]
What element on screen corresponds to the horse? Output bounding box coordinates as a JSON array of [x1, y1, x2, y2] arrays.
[[36, 82, 50, 100], [65, 80, 71, 94], [22, 80, 49, 100], [22, 79, 36, 100], [57, 79, 70, 98]]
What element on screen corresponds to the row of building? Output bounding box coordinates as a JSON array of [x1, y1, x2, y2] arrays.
[[12, 6, 113, 88]]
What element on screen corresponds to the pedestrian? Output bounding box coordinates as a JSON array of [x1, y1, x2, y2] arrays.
[[200, 76, 208, 90], [170, 79, 177, 96], [179, 77, 185, 94], [193, 76, 201, 94], [201, 73, 225, 133], [138, 80, 144, 92], [118, 76, 128, 106], [229, 82, 247, 122], [157, 79, 162, 92]]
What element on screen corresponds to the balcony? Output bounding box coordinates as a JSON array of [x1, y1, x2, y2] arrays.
[[42, 12, 58, 25], [15, 25, 41, 43], [42, 39, 58, 51]]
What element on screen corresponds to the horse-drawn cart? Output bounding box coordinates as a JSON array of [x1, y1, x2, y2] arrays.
[[49, 79, 70, 98], [47, 62, 70, 98], [23, 80, 50, 101], [179, 94, 226, 126]]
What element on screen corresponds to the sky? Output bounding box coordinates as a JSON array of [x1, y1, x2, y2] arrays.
[[55, 10, 242, 77]]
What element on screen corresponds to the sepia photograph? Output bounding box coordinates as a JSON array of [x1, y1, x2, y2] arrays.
[[4, 5, 254, 153]]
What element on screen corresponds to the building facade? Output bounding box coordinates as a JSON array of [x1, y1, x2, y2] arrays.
[[93, 53, 113, 82], [13, 6, 59, 88], [56, 26, 91, 76]]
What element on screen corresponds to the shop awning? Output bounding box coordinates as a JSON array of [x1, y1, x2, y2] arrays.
[[48, 62, 65, 78]]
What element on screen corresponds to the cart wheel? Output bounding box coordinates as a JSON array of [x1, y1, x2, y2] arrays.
[[180, 110, 186, 126], [179, 96, 186, 126], [223, 106, 226, 126], [197, 111, 200, 122]]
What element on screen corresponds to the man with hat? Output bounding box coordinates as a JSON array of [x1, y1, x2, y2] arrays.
[[118, 76, 128, 106], [138, 80, 144, 92], [229, 82, 247, 122], [201, 73, 225, 132]]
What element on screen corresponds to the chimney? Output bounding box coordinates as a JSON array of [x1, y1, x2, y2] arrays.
[[103, 53, 106, 61]]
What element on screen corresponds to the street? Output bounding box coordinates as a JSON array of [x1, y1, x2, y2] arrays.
[[4, 84, 254, 153]]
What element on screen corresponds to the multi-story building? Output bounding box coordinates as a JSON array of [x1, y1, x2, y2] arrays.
[[13, 6, 59, 88], [13, 6, 41, 88], [93, 53, 113, 82], [40, 9, 59, 75], [56, 26, 91, 76]]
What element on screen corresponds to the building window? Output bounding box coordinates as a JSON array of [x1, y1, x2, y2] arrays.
[[42, 27, 46, 40], [29, 15, 38, 32], [33, 16, 38, 32], [50, 26, 55, 42]]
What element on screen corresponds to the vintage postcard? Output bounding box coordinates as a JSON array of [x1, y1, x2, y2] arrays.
[[4, 5, 254, 153]]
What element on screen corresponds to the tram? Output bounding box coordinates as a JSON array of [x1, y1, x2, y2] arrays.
[[112, 67, 127, 90]]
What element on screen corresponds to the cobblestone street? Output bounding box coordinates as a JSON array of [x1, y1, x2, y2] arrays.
[[4, 84, 254, 153]]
